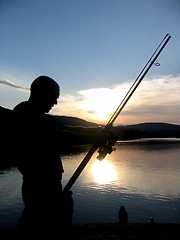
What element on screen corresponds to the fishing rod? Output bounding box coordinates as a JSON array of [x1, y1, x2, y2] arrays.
[[97, 33, 171, 160], [63, 33, 171, 193]]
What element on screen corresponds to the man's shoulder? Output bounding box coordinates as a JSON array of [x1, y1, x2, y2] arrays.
[[13, 101, 28, 112]]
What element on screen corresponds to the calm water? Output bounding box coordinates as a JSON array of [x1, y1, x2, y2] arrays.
[[0, 138, 180, 228]]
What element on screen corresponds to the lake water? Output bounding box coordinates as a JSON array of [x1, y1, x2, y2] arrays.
[[0, 138, 180, 229]]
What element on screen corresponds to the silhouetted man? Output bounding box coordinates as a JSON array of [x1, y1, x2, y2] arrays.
[[13, 75, 116, 237]]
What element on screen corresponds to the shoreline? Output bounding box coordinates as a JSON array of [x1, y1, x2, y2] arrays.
[[1, 223, 180, 239]]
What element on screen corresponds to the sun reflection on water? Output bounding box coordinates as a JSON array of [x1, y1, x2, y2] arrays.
[[91, 159, 117, 184]]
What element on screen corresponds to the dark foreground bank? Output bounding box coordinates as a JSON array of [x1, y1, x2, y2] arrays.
[[1, 223, 180, 239]]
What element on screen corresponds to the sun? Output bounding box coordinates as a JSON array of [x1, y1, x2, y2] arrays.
[[76, 87, 128, 123]]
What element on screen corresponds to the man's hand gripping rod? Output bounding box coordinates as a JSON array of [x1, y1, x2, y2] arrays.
[[63, 34, 171, 193]]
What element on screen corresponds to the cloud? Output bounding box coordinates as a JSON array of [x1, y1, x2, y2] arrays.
[[51, 74, 180, 125], [3, 73, 178, 125], [0, 78, 29, 90]]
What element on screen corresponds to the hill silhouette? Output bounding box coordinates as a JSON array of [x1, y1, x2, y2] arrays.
[[1, 105, 180, 139], [116, 122, 180, 140], [0, 105, 180, 169]]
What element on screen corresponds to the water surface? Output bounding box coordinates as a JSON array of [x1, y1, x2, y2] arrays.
[[0, 138, 180, 228]]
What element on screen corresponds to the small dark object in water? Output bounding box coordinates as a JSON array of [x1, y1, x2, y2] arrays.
[[148, 217, 156, 224], [118, 205, 128, 224]]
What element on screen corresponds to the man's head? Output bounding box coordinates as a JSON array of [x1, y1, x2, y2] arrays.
[[29, 75, 60, 113]]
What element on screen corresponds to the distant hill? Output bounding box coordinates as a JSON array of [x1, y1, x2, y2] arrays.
[[0, 106, 180, 169], [47, 115, 180, 139], [45, 114, 180, 140], [116, 122, 180, 140], [50, 114, 99, 127], [0, 106, 99, 128], [1, 106, 180, 140]]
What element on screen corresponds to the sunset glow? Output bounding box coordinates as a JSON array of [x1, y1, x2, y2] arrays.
[[51, 75, 180, 126], [75, 87, 129, 123], [1, 1, 179, 126]]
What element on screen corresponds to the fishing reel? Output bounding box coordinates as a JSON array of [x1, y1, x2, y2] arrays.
[[97, 140, 116, 161]]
